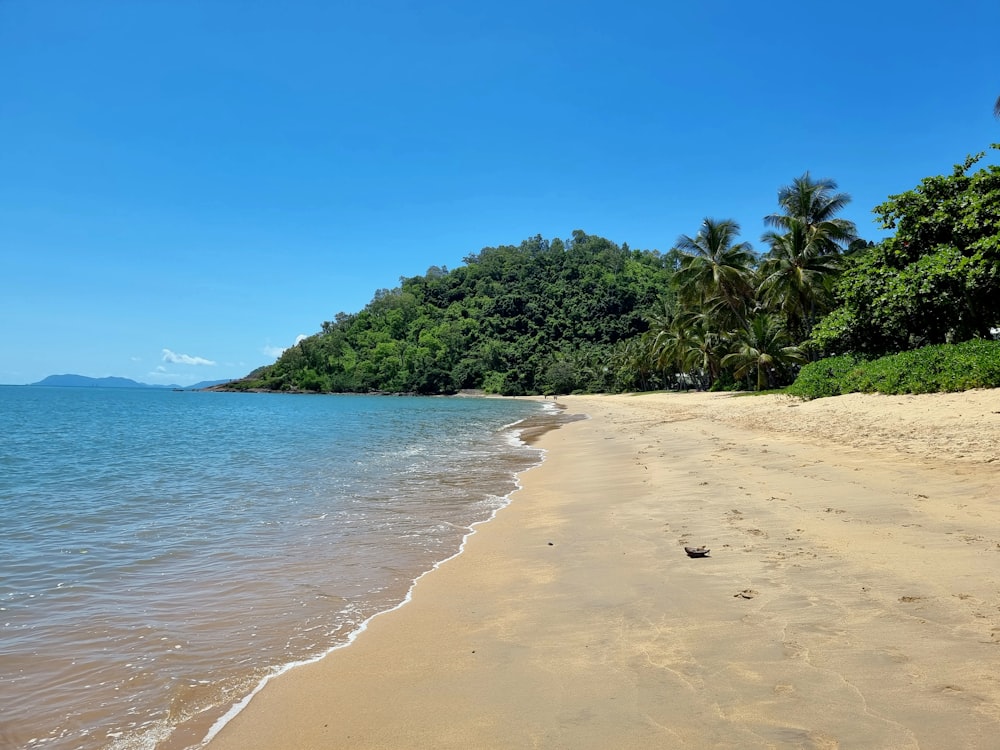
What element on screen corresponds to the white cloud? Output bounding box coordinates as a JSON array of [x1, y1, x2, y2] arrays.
[[162, 349, 217, 366], [262, 335, 308, 360]]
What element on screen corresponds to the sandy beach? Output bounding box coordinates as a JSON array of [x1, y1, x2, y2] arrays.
[[205, 390, 1000, 749]]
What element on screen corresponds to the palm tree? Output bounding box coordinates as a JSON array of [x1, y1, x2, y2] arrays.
[[615, 336, 657, 391], [645, 311, 690, 386], [765, 173, 857, 255], [760, 173, 858, 347], [722, 314, 806, 391], [643, 302, 727, 389], [643, 296, 675, 337], [758, 217, 843, 341], [682, 324, 727, 388], [673, 218, 757, 328]]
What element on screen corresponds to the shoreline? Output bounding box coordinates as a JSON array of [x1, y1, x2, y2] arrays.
[[204, 390, 1000, 749], [157, 399, 560, 750]]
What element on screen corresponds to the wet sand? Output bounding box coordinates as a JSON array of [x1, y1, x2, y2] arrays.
[[205, 390, 1000, 749]]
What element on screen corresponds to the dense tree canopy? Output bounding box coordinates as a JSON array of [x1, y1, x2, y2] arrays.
[[812, 146, 1000, 355], [228, 144, 999, 396], [234, 232, 675, 395]]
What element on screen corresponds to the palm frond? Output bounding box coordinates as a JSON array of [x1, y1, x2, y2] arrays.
[[765, 173, 856, 248]]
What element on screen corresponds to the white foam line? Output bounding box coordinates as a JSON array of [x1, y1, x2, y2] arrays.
[[199, 417, 550, 747]]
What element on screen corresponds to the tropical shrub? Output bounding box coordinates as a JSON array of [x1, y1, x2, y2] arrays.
[[787, 340, 1000, 399], [786, 354, 866, 399]]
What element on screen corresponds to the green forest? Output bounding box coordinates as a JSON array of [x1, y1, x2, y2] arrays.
[[229, 144, 1000, 397]]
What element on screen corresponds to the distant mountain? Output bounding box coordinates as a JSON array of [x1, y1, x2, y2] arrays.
[[33, 374, 158, 388], [31, 374, 234, 390]]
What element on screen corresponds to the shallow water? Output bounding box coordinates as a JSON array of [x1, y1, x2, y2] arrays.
[[0, 387, 559, 749]]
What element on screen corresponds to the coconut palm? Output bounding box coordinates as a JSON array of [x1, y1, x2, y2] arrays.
[[641, 298, 681, 381], [722, 313, 806, 391], [643, 296, 675, 336], [646, 314, 690, 383], [680, 306, 737, 387], [673, 218, 757, 327], [758, 217, 843, 341], [765, 173, 857, 255], [643, 302, 726, 389], [682, 324, 727, 388], [615, 336, 657, 391]]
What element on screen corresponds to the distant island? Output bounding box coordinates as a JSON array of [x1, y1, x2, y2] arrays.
[[31, 374, 234, 390]]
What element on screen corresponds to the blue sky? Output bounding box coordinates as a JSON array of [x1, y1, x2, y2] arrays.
[[2, 0, 999, 385]]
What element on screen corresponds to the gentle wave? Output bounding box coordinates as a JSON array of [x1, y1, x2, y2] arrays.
[[0, 388, 567, 750]]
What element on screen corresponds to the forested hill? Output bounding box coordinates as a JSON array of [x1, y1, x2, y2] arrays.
[[230, 231, 677, 395], [226, 147, 1000, 397]]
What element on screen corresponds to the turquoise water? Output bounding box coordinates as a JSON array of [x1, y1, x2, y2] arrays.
[[0, 387, 557, 749]]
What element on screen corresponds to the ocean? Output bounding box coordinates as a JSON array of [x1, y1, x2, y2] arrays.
[[0, 386, 562, 750]]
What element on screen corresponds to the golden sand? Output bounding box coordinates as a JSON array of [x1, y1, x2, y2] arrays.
[[205, 391, 1000, 749]]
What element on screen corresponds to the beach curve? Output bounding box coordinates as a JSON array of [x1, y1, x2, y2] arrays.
[[202, 390, 1000, 749]]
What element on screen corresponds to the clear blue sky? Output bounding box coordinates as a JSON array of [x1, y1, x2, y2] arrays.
[[2, 0, 999, 385]]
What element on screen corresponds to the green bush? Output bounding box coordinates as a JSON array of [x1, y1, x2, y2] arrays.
[[787, 354, 866, 399], [787, 340, 1000, 399]]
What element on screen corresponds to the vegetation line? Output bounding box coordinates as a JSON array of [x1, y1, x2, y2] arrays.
[[224, 144, 1000, 398]]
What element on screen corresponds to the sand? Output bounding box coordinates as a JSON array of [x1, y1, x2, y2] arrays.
[[205, 390, 1000, 749]]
